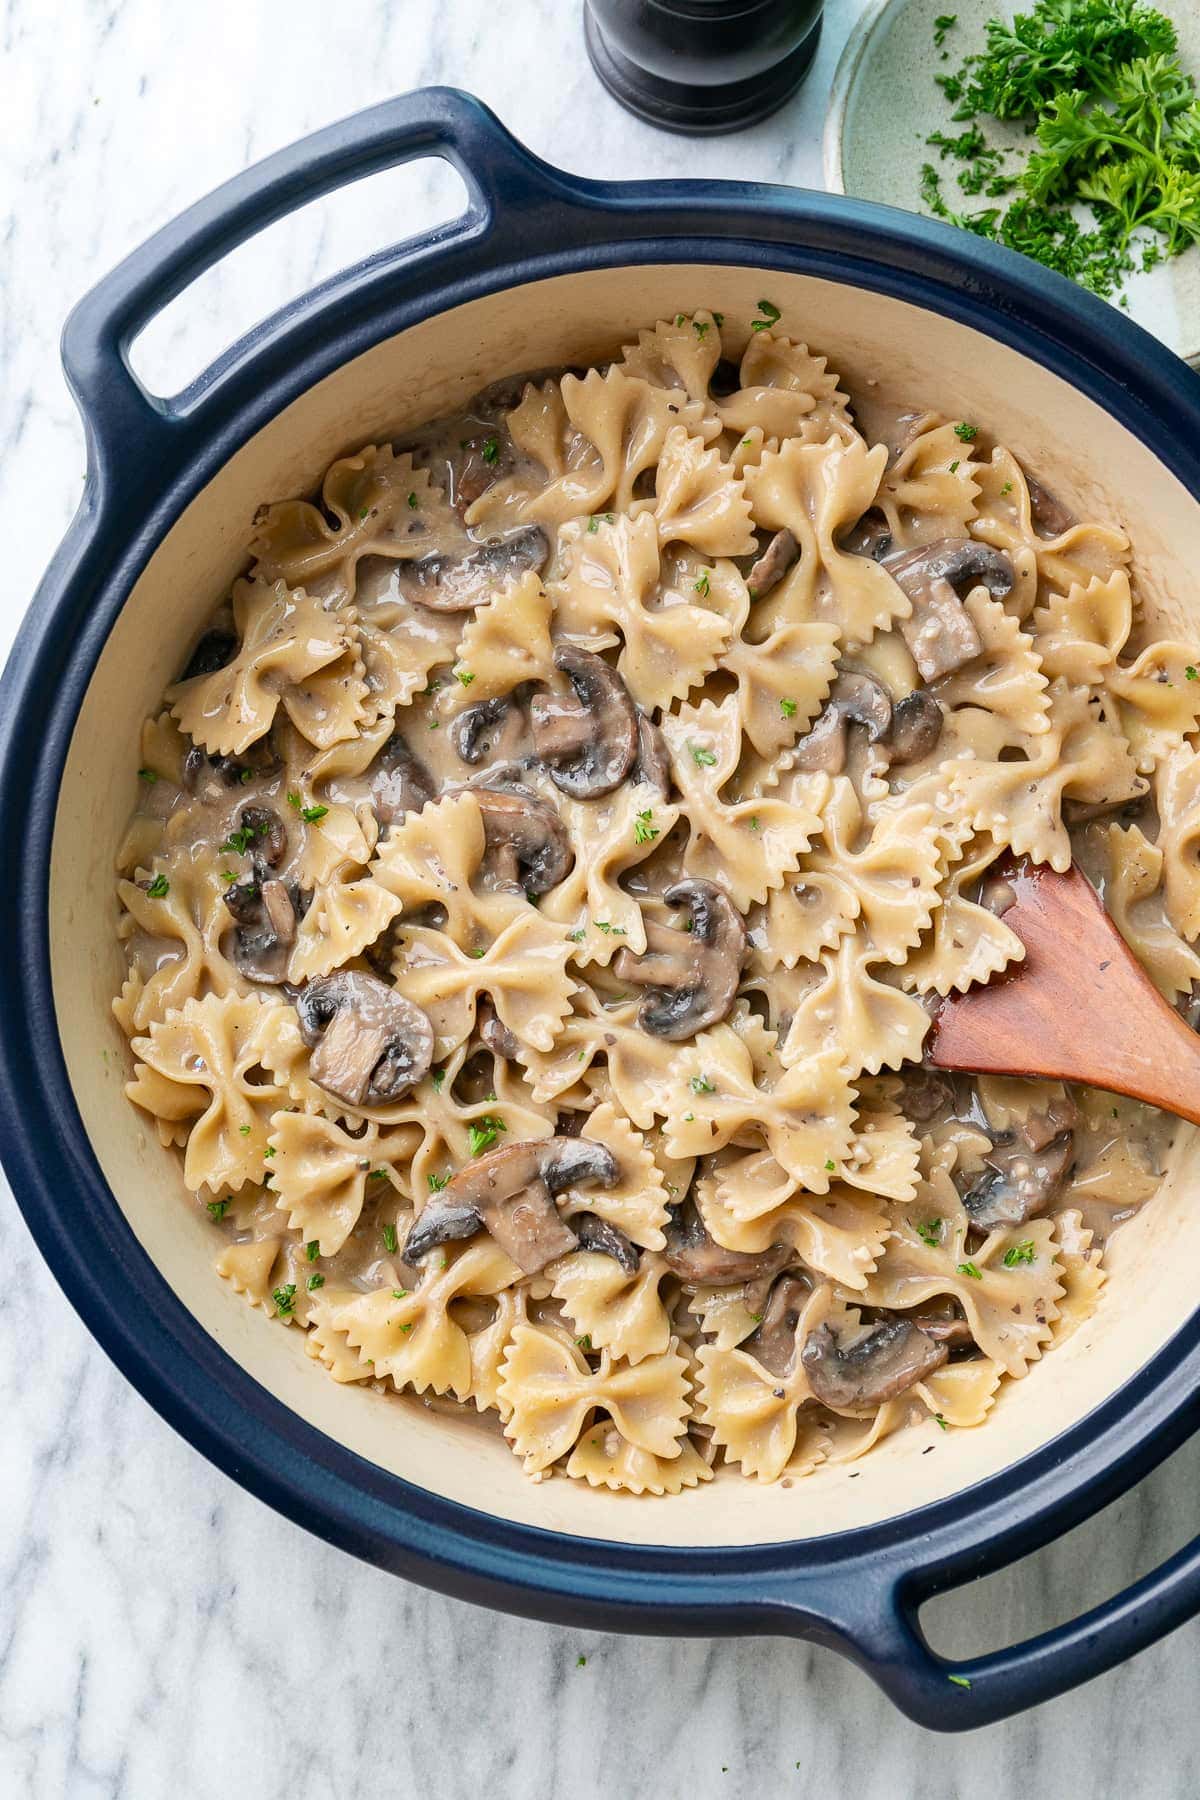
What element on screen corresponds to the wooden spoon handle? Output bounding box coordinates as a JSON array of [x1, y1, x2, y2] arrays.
[[927, 860, 1200, 1126]]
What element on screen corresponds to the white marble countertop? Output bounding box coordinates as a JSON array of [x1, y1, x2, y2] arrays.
[[2, 0, 1199, 1792]]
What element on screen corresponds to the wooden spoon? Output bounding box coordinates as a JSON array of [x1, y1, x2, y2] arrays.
[[927, 856, 1200, 1126]]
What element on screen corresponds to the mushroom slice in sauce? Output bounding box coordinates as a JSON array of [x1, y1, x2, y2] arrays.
[[470, 782, 574, 894], [403, 1136, 619, 1274], [613, 879, 746, 1040], [883, 689, 943, 766], [234, 804, 287, 866], [393, 526, 549, 611], [179, 629, 237, 682], [885, 539, 1015, 680], [801, 1318, 948, 1410], [633, 710, 671, 795], [368, 731, 435, 827], [572, 1213, 640, 1273], [224, 865, 302, 986], [661, 1198, 792, 1288], [745, 1274, 809, 1377], [477, 998, 520, 1060], [296, 970, 434, 1108], [1023, 470, 1075, 538], [746, 528, 799, 598], [792, 670, 893, 775], [530, 645, 638, 799], [838, 508, 893, 561], [962, 1100, 1076, 1228], [452, 695, 522, 767]]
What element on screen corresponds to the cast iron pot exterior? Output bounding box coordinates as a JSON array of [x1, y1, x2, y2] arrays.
[[4, 89, 1200, 1732]]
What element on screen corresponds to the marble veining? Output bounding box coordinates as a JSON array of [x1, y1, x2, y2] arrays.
[[1, 0, 1198, 1792]]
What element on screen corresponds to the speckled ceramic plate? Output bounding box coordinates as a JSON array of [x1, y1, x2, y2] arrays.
[[824, 0, 1200, 365]]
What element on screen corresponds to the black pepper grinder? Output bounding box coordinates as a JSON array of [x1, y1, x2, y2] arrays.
[[583, 0, 823, 135]]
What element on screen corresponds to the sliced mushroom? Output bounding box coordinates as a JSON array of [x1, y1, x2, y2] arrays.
[[886, 539, 1014, 680], [471, 782, 573, 894], [793, 671, 893, 775], [1023, 470, 1075, 538], [661, 1198, 792, 1288], [403, 1136, 619, 1274], [368, 731, 435, 826], [530, 645, 638, 799], [452, 695, 522, 767], [236, 804, 286, 867], [633, 710, 671, 795], [223, 861, 304, 985], [747, 528, 799, 599], [296, 970, 434, 1107], [613, 879, 746, 1040], [961, 1105, 1076, 1229], [899, 1066, 952, 1123], [746, 1274, 809, 1377], [180, 629, 236, 682], [572, 1213, 640, 1273], [477, 998, 519, 1060], [838, 508, 893, 561], [393, 526, 549, 611], [801, 1318, 947, 1411], [913, 1313, 975, 1349], [884, 690, 943, 766]]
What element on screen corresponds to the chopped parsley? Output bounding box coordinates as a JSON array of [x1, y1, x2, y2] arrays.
[[137, 767, 158, 783], [221, 824, 259, 855], [455, 667, 476, 687], [307, 1273, 325, 1291], [689, 742, 718, 767], [751, 298, 781, 332], [238, 1123, 251, 1137], [481, 437, 500, 465], [917, 1218, 944, 1246], [633, 808, 660, 846], [675, 312, 687, 326], [407, 491, 419, 509], [392, 1288, 409, 1299], [693, 319, 711, 340], [594, 920, 625, 935], [748, 815, 761, 832], [948, 1674, 972, 1689], [145, 872, 170, 898], [382, 1222, 399, 1255], [949, 459, 960, 473], [1003, 1238, 1037, 1266], [468, 1115, 506, 1157], [263, 1144, 275, 1159], [933, 11, 957, 48], [428, 1171, 450, 1191], [825, 1158, 836, 1172], [933, 1411, 949, 1430], [957, 1259, 984, 1280], [575, 1334, 593, 1351], [1187, 666, 1198, 680], [587, 515, 600, 532], [780, 697, 798, 718], [694, 570, 711, 597], [576, 1654, 588, 1667], [287, 790, 328, 824], [431, 1068, 446, 1091], [953, 421, 978, 442], [567, 927, 586, 942], [206, 1200, 230, 1222], [921, 0, 1200, 302], [690, 1074, 715, 1094], [272, 1283, 297, 1318], [1001, 480, 1013, 494], [306, 1239, 320, 1261]]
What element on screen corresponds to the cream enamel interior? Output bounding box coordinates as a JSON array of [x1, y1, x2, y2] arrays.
[[51, 262, 1200, 1548]]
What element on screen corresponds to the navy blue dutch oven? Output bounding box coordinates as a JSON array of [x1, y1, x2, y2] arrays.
[[4, 88, 1200, 1731]]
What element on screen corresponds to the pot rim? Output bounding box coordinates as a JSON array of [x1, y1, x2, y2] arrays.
[[5, 89, 1200, 1728]]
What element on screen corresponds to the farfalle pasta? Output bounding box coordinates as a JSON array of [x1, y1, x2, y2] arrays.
[[116, 309, 1193, 1497]]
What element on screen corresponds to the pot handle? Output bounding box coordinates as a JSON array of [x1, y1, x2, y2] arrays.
[[775, 1526, 1200, 1730], [60, 88, 569, 491]]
